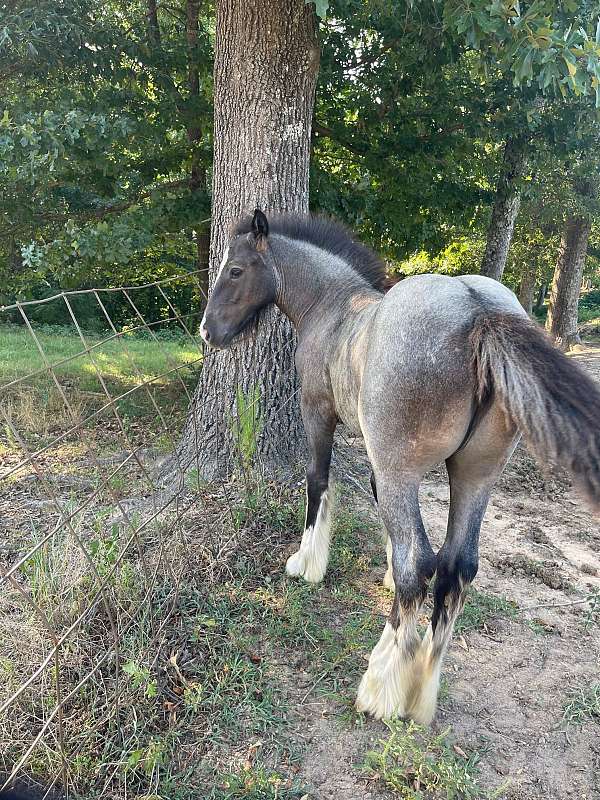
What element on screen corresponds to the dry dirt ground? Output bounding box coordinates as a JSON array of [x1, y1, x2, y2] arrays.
[[283, 345, 600, 800]]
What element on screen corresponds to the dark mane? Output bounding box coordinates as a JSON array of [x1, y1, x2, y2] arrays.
[[233, 212, 388, 292]]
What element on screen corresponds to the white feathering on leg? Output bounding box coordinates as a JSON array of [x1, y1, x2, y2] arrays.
[[285, 488, 333, 583], [406, 627, 441, 726], [355, 620, 420, 720], [407, 587, 466, 725]]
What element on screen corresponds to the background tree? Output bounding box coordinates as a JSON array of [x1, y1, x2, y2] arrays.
[[444, 0, 600, 281], [546, 179, 598, 347], [174, 0, 320, 479], [480, 134, 528, 280]]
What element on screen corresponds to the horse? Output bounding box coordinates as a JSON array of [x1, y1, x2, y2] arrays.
[[200, 209, 600, 725]]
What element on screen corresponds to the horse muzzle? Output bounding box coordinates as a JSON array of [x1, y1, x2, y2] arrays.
[[200, 310, 256, 349]]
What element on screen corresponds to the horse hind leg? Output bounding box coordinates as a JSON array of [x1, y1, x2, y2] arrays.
[[407, 408, 519, 725], [356, 478, 436, 719], [370, 469, 395, 591]]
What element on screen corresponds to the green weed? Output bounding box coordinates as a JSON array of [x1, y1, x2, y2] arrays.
[[455, 589, 518, 635], [582, 587, 600, 630], [122, 660, 158, 698], [365, 719, 506, 799], [562, 683, 600, 726], [208, 766, 307, 799], [229, 384, 262, 473]]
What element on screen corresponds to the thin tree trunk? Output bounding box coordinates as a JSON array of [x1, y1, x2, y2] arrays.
[[546, 215, 591, 350], [147, 0, 161, 46], [480, 137, 527, 281], [186, 0, 210, 317], [517, 262, 536, 315], [197, 228, 210, 314], [534, 283, 547, 312], [174, 0, 319, 480]]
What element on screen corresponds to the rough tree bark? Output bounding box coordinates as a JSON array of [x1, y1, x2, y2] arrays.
[[517, 262, 536, 315], [175, 0, 320, 480], [545, 215, 592, 349], [480, 136, 527, 281]]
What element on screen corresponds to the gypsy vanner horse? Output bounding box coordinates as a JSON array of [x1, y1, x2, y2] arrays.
[[200, 210, 600, 725]]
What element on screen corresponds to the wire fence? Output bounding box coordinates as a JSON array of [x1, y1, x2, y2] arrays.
[[0, 270, 377, 799], [0, 271, 209, 798]]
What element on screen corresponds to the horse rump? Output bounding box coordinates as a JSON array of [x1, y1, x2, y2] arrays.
[[470, 312, 600, 507]]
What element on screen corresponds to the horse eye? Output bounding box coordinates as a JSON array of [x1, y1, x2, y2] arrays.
[[230, 267, 243, 279]]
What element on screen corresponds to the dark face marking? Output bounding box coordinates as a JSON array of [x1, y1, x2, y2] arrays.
[[201, 212, 276, 349]]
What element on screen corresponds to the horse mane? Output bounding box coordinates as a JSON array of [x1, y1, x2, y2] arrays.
[[233, 212, 388, 292]]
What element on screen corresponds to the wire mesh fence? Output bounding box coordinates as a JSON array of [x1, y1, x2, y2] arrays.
[[0, 272, 210, 798], [0, 270, 377, 799]]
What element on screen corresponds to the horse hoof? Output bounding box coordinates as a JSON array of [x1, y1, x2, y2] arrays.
[[301, 561, 326, 583], [355, 622, 412, 719], [285, 550, 306, 577], [285, 550, 325, 583]]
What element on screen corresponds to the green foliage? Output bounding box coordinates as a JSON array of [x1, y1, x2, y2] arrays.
[[307, 0, 330, 20], [455, 588, 519, 635], [400, 237, 486, 277], [3, 0, 600, 325], [562, 683, 600, 726], [444, 1, 600, 103], [230, 385, 263, 473], [1, 0, 212, 301], [364, 719, 505, 799]]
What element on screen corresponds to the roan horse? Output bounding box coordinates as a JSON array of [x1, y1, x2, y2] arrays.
[[200, 209, 600, 725]]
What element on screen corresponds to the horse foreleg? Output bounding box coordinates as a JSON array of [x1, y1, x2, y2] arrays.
[[286, 401, 336, 584], [356, 480, 436, 719]]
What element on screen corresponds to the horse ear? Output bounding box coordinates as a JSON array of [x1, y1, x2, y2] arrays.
[[251, 208, 269, 251]]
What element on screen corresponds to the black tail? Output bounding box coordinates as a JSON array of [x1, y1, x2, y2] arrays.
[[471, 312, 600, 506]]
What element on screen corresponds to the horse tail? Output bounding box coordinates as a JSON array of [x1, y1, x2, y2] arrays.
[[470, 311, 600, 507]]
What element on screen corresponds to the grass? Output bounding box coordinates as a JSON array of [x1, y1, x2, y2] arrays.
[[208, 767, 308, 799], [562, 683, 600, 726], [0, 322, 200, 389], [0, 323, 201, 448], [4, 320, 596, 798], [454, 589, 519, 635], [364, 719, 506, 799], [200, 503, 383, 712]]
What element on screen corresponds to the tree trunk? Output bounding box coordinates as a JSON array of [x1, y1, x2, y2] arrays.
[[184, 0, 210, 316], [175, 0, 319, 480], [196, 228, 210, 314], [534, 283, 547, 312], [517, 262, 536, 315], [480, 137, 527, 281], [545, 215, 591, 350]]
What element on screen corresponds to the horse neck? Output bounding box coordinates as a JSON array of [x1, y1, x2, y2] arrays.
[[270, 236, 370, 333]]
